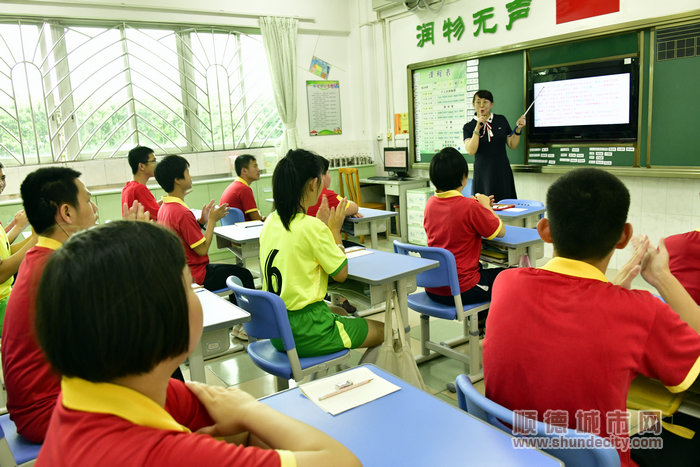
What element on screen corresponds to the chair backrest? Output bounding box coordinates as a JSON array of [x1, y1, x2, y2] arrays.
[[338, 168, 363, 205], [226, 278, 296, 351], [393, 241, 461, 296], [221, 207, 245, 226], [461, 178, 473, 197], [0, 413, 42, 466], [455, 375, 620, 467]]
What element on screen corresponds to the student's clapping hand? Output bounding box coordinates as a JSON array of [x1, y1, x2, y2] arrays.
[[208, 202, 229, 223], [328, 198, 348, 234], [640, 237, 674, 289], [186, 382, 260, 437], [122, 201, 151, 222], [316, 195, 331, 225], [199, 200, 215, 225], [12, 209, 28, 230], [612, 235, 648, 288]]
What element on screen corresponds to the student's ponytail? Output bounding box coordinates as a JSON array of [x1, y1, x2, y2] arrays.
[[272, 149, 323, 230]]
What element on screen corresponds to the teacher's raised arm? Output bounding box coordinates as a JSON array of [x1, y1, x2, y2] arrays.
[[461, 89, 518, 201]]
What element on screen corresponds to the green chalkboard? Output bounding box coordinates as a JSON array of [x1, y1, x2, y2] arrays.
[[477, 51, 526, 165], [409, 21, 700, 169], [649, 52, 700, 166], [409, 51, 526, 165]]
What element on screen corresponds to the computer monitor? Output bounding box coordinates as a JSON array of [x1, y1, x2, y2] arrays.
[[383, 147, 409, 178]]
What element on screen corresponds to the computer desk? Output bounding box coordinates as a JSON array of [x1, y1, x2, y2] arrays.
[[359, 178, 429, 242], [261, 364, 563, 466]]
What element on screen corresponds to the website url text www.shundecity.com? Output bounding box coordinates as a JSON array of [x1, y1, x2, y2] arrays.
[[512, 436, 663, 451]]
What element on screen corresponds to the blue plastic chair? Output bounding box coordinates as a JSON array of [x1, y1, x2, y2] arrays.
[[497, 198, 546, 220], [220, 207, 245, 226], [393, 241, 489, 382], [461, 178, 473, 197], [0, 413, 42, 466], [456, 375, 620, 467], [226, 278, 351, 391]]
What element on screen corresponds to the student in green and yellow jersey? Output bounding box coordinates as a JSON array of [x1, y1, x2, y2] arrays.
[[259, 149, 384, 357]]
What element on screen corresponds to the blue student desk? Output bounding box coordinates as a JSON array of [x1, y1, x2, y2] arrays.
[[187, 288, 250, 383], [261, 364, 563, 466], [482, 226, 545, 267], [342, 207, 397, 249], [214, 223, 264, 265], [495, 203, 546, 228], [346, 249, 437, 324]]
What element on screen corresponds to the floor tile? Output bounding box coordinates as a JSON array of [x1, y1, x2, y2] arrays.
[[206, 351, 268, 386], [233, 375, 279, 399]]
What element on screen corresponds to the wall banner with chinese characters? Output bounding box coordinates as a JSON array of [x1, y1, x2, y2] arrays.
[[412, 60, 478, 163], [306, 81, 342, 136]]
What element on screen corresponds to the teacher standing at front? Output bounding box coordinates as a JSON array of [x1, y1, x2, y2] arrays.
[[463, 89, 525, 202]]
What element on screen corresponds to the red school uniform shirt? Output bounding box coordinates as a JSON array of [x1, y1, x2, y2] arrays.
[[483, 257, 700, 467], [121, 180, 160, 219], [220, 178, 259, 221], [38, 378, 293, 467], [307, 188, 342, 217], [1, 237, 63, 443], [423, 190, 502, 296], [157, 197, 208, 284], [665, 229, 700, 304]]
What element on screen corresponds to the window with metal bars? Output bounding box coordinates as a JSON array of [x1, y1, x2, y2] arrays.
[[0, 19, 283, 166]]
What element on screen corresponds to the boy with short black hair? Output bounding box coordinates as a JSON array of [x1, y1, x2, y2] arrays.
[[483, 168, 700, 466], [2, 167, 98, 443], [220, 154, 264, 221], [423, 147, 505, 308], [155, 155, 254, 295], [122, 146, 160, 219]]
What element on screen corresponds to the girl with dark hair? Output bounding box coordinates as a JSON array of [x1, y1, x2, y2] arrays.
[[260, 149, 383, 358], [34, 221, 360, 466], [463, 89, 524, 201]]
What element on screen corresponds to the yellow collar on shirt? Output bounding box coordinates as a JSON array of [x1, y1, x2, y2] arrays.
[[36, 236, 62, 250], [161, 196, 188, 208], [540, 257, 609, 283], [434, 190, 463, 199], [61, 377, 190, 433], [235, 177, 249, 187]]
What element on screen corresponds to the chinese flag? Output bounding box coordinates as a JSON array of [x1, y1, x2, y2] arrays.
[[556, 0, 620, 24]]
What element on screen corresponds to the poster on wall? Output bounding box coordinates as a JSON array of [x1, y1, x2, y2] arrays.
[[307, 81, 342, 136], [413, 60, 476, 162]]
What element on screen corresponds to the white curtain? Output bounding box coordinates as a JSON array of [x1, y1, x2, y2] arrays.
[[259, 16, 298, 156]]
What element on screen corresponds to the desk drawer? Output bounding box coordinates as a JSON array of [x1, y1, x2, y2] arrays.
[[384, 183, 399, 196]]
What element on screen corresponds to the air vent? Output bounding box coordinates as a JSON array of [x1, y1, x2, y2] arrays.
[[656, 22, 700, 61]]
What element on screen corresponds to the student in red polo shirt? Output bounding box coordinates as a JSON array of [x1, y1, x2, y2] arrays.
[[121, 146, 161, 219], [1, 167, 98, 443], [423, 147, 505, 311], [155, 155, 254, 295], [306, 156, 360, 218], [34, 221, 360, 467], [483, 168, 700, 466], [220, 154, 264, 221], [665, 227, 700, 305]]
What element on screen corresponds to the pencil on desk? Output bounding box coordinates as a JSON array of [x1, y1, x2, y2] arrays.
[[318, 378, 373, 401]]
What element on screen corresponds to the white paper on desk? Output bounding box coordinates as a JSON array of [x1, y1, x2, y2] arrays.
[[299, 367, 400, 415], [234, 220, 264, 228], [345, 249, 373, 259], [503, 207, 527, 213]]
